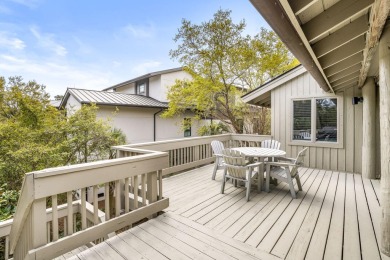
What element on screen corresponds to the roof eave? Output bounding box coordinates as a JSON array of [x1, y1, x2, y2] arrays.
[[249, 0, 333, 93]]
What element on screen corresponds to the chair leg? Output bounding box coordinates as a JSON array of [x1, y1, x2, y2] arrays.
[[221, 169, 227, 194], [295, 175, 302, 191], [246, 181, 251, 201], [288, 180, 297, 199], [212, 160, 219, 180], [265, 164, 270, 192]]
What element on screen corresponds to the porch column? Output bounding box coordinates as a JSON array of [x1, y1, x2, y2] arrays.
[[379, 23, 390, 256], [362, 77, 376, 179]]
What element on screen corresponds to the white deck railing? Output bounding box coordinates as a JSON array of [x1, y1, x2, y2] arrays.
[[7, 150, 169, 260], [114, 133, 271, 176], [2, 133, 270, 259]]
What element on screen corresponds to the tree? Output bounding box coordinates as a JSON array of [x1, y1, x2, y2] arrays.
[[0, 76, 126, 220], [163, 9, 297, 134]]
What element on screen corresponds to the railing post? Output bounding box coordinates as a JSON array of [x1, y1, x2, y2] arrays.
[[147, 171, 158, 218], [31, 198, 47, 249]]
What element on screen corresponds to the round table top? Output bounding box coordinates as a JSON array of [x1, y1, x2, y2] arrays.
[[232, 147, 286, 157]]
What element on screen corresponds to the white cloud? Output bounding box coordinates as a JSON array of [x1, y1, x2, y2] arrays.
[[0, 31, 26, 50], [30, 26, 67, 56], [0, 55, 112, 96], [130, 60, 162, 75], [122, 23, 155, 39]]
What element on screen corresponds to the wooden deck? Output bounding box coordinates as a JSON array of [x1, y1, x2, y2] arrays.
[[69, 165, 387, 259]]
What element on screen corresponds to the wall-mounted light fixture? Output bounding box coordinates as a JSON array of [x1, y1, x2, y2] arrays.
[[352, 97, 363, 105]]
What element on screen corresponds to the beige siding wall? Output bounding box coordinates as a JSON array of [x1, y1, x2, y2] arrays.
[[114, 83, 136, 94], [155, 111, 204, 141], [65, 95, 82, 115], [97, 106, 202, 144], [271, 71, 364, 173], [156, 70, 192, 103], [148, 76, 162, 101]]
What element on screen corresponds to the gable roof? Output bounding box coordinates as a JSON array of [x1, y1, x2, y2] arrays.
[[59, 88, 168, 109], [242, 65, 306, 106], [103, 67, 183, 91]]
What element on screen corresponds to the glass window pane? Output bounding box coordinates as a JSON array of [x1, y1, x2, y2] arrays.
[[293, 100, 311, 140], [316, 98, 337, 142]]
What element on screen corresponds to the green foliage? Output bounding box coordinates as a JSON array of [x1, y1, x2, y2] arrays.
[[0, 184, 19, 221], [164, 9, 297, 133], [198, 121, 229, 136], [0, 76, 126, 220]]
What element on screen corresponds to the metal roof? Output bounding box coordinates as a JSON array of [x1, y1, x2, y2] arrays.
[[250, 0, 389, 93], [102, 67, 183, 91], [60, 88, 168, 109]]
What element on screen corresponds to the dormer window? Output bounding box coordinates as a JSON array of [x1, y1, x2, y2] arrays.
[[136, 82, 147, 96]]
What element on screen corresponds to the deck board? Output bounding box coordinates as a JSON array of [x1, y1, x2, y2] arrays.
[[70, 164, 384, 260], [305, 171, 339, 260]]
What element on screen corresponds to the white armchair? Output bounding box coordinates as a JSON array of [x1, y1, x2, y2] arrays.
[[211, 140, 225, 180], [265, 147, 308, 199], [221, 149, 263, 201]]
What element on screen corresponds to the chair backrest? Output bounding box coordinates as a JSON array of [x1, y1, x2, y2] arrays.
[[290, 147, 308, 176], [300, 132, 311, 138], [261, 139, 281, 150], [211, 140, 225, 156], [222, 149, 247, 179]]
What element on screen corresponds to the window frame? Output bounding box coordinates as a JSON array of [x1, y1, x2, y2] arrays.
[[289, 95, 343, 148], [136, 80, 148, 96]]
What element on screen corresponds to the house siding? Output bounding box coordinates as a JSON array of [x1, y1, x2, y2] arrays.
[[271, 71, 364, 173], [97, 106, 202, 144]]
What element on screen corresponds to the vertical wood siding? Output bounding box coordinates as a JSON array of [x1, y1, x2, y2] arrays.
[[271, 72, 363, 173]]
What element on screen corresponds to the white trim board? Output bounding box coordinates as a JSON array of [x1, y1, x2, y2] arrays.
[[242, 66, 307, 105]]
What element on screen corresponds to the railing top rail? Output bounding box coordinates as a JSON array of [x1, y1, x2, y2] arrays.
[[32, 151, 167, 179], [115, 134, 232, 149], [0, 218, 13, 237]]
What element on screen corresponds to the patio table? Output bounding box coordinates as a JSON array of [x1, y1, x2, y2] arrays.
[[231, 147, 286, 191]]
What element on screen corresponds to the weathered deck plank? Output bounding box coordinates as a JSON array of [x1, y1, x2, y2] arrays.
[[70, 164, 384, 260], [343, 173, 361, 260], [305, 171, 339, 259]]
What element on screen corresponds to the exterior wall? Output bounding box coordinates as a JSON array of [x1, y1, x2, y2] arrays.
[[65, 95, 82, 115], [155, 111, 205, 141], [156, 71, 192, 102], [148, 76, 162, 100], [96, 106, 202, 144], [97, 106, 157, 144], [271, 71, 364, 173], [114, 82, 136, 94]]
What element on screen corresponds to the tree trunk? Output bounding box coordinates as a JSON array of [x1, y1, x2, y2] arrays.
[[379, 23, 390, 257], [362, 77, 376, 179]]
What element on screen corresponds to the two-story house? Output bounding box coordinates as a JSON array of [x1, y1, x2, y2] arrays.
[[59, 67, 205, 144]]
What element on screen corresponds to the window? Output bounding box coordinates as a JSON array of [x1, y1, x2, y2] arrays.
[[184, 118, 191, 137], [136, 82, 146, 95], [292, 98, 339, 144]]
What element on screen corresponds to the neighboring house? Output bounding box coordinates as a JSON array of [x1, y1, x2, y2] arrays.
[[59, 67, 205, 144]]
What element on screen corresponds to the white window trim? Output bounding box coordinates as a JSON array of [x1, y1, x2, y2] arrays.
[[288, 95, 344, 149]]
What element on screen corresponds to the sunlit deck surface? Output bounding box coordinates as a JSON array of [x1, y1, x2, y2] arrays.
[[68, 164, 387, 260]]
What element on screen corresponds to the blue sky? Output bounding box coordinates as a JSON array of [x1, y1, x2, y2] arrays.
[[0, 0, 269, 97]]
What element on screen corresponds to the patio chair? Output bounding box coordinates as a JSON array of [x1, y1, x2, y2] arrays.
[[261, 139, 281, 150], [221, 149, 262, 201], [211, 140, 225, 180], [265, 147, 308, 199]]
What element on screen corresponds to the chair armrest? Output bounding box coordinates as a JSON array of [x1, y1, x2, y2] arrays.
[[214, 153, 223, 157], [264, 161, 295, 167], [275, 157, 296, 163], [246, 162, 263, 168]]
